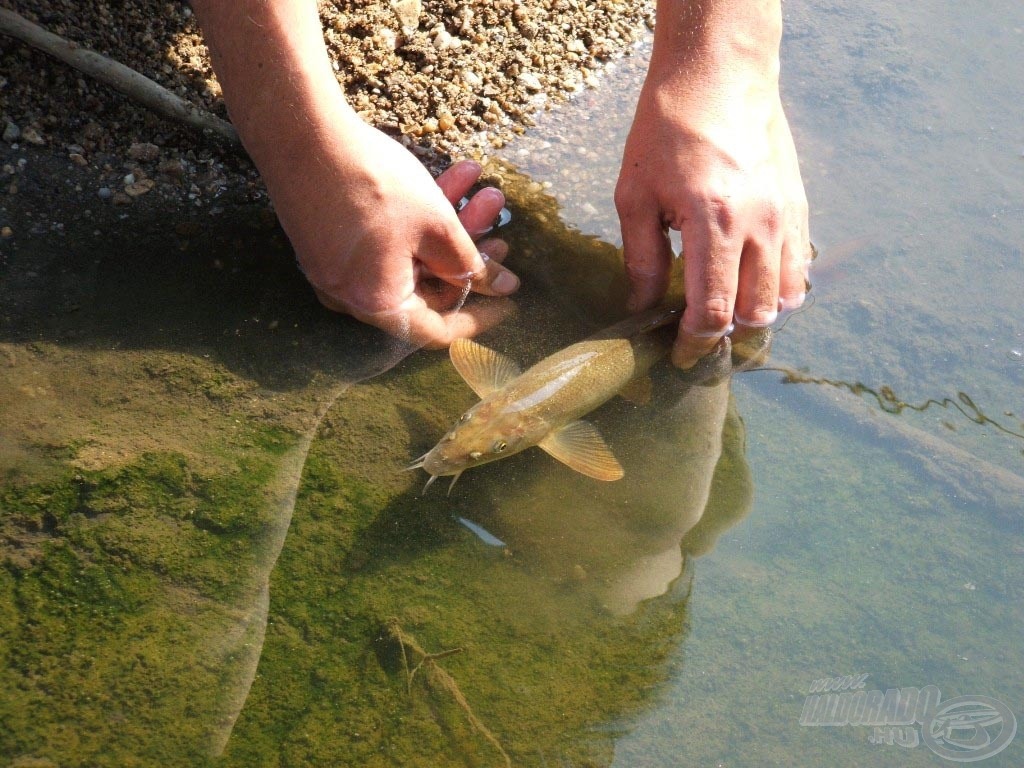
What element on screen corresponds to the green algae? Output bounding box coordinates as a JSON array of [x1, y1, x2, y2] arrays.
[[0, 425, 303, 766]]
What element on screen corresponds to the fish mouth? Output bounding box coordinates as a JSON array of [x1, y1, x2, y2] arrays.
[[407, 452, 465, 496], [420, 471, 463, 496]]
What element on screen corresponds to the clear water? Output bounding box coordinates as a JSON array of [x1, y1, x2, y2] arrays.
[[2, 0, 1023, 765]]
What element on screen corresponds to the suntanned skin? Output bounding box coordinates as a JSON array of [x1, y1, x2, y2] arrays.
[[190, 0, 518, 348], [191, 0, 809, 363], [617, 0, 809, 368]]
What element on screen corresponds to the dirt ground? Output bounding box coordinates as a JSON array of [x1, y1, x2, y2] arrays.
[[0, 0, 653, 213]]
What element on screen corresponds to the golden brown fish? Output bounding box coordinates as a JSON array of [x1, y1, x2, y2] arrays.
[[410, 307, 680, 492]]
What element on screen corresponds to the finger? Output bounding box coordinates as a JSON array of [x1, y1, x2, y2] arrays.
[[418, 222, 520, 297], [732, 235, 781, 330], [778, 220, 809, 313], [458, 187, 506, 239], [435, 159, 484, 205], [362, 293, 515, 350], [672, 219, 740, 369], [620, 212, 673, 312], [416, 238, 508, 283], [477, 237, 509, 263]]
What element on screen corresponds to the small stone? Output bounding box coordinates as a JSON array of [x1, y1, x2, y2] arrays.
[[1, 226, 12, 238], [157, 158, 185, 177], [390, 0, 421, 31], [518, 71, 543, 91], [111, 192, 132, 205], [462, 69, 483, 88], [438, 113, 455, 131], [69, 153, 88, 167], [373, 27, 398, 51], [123, 172, 136, 185], [2, 122, 20, 143], [419, 118, 439, 134], [124, 178, 156, 197], [21, 126, 45, 145], [97, 187, 112, 199], [127, 142, 160, 162]]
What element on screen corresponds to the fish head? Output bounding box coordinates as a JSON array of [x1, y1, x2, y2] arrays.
[[420, 401, 543, 478]]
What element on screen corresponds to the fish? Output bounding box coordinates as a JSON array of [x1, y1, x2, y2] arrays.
[[409, 307, 681, 492]]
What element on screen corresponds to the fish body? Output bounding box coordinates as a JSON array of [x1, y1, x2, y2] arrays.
[[414, 308, 679, 488]]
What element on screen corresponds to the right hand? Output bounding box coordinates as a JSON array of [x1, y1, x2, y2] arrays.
[[264, 113, 519, 348]]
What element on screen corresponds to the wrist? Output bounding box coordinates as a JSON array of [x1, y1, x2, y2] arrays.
[[192, 0, 363, 178], [647, 0, 782, 95]]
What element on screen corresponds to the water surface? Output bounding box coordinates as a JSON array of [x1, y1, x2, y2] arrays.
[[2, 0, 1023, 765]]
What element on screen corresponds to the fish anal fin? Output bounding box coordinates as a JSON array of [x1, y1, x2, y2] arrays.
[[618, 375, 652, 406], [538, 420, 624, 481], [449, 339, 521, 397]]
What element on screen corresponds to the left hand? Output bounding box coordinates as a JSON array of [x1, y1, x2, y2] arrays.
[[615, 39, 810, 368]]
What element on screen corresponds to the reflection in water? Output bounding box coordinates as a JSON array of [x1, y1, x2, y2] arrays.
[[470, 364, 753, 617], [216, 170, 767, 762], [0, 191, 425, 762], [0, 148, 763, 764]]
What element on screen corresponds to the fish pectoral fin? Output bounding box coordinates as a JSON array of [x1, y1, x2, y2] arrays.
[[449, 338, 522, 397], [617, 375, 652, 406], [538, 420, 624, 481]]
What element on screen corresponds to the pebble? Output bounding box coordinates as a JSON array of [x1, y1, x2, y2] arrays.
[[1, 226, 12, 238], [21, 126, 46, 145], [518, 72, 543, 91], [125, 179, 156, 196], [127, 142, 160, 162], [0, 0, 653, 194], [390, 0, 421, 30], [462, 69, 483, 88], [97, 187, 112, 199]]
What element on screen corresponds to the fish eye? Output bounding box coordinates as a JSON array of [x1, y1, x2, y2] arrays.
[[493, 440, 508, 453]]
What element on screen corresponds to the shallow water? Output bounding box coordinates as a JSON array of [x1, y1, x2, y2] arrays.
[[2, 0, 1023, 765]]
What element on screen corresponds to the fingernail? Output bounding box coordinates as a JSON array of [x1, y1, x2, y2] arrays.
[[492, 270, 519, 295], [778, 293, 806, 312]]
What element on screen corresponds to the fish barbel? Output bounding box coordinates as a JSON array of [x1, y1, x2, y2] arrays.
[[410, 307, 680, 492]]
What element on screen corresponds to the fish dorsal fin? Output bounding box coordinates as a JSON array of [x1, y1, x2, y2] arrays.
[[449, 338, 521, 397], [618, 375, 652, 406], [538, 420, 624, 481]]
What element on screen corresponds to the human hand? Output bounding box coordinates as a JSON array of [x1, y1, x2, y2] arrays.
[[268, 116, 519, 348], [615, 8, 810, 368], [192, 0, 519, 350]]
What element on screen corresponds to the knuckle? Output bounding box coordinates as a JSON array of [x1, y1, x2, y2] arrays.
[[705, 195, 736, 235], [686, 298, 734, 335], [625, 252, 664, 279], [761, 201, 783, 232], [614, 184, 646, 217]]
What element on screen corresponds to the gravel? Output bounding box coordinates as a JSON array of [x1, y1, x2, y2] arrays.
[[0, 0, 654, 201]]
